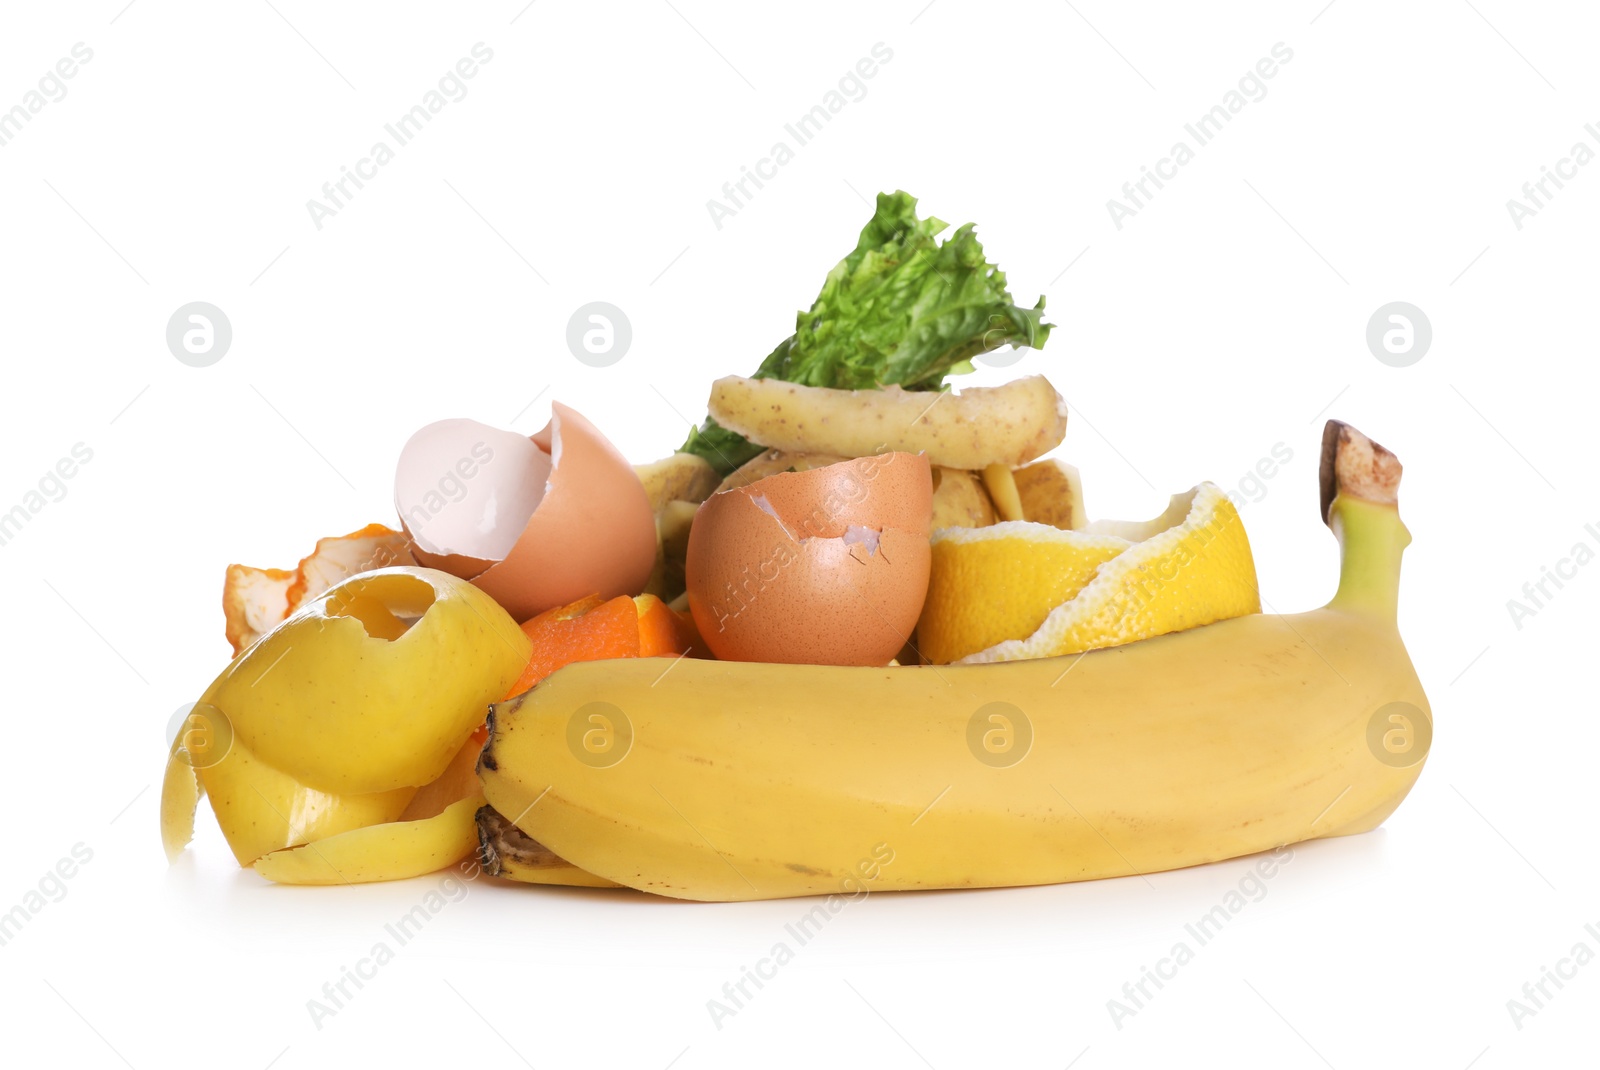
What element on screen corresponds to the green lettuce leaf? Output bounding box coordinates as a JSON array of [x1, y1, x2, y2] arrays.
[[680, 190, 1052, 474]]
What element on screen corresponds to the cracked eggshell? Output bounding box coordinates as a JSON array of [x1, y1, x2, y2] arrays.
[[399, 403, 657, 622], [685, 452, 933, 666], [400, 420, 550, 580]]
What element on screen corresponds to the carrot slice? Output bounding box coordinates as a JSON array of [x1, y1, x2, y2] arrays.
[[504, 595, 641, 697], [541, 593, 606, 622], [501, 593, 712, 699], [634, 594, 710, 659]]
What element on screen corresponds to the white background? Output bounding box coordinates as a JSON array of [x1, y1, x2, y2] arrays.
[[0, 1, 1595, 1067]]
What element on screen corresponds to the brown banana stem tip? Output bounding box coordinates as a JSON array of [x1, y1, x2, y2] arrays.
[[476, 804, 568, 876], [1319, 420, 1403, 526]]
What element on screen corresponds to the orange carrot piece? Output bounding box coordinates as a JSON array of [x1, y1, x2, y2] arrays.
[[634, 594, 710, 659], [504, 595, 640, 697], [539, 593, 606, 623], [501, 593, 715, 700]]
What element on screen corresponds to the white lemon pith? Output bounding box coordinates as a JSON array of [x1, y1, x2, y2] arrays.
[[919, 483, 1261, 664]]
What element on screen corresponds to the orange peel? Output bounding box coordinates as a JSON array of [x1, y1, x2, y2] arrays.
[[222, 523, 412, 655]]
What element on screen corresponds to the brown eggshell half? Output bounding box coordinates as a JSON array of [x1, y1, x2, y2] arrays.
[[405, 403, 657, 622], [408, 537, 499, 581], [743, 449, 933, 537], [685, 452, 932, 666]]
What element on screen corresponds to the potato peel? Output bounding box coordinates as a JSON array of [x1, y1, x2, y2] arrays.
[[707, 374, 1067, 470]]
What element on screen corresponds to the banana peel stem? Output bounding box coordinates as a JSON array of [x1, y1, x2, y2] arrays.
[[1328, 498, 1409, 621], [1320, 420, 1408, 622]]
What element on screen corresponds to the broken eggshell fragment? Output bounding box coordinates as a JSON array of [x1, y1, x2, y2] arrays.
[[397, 403, 657, 622], [685, 452, 932, 666]]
